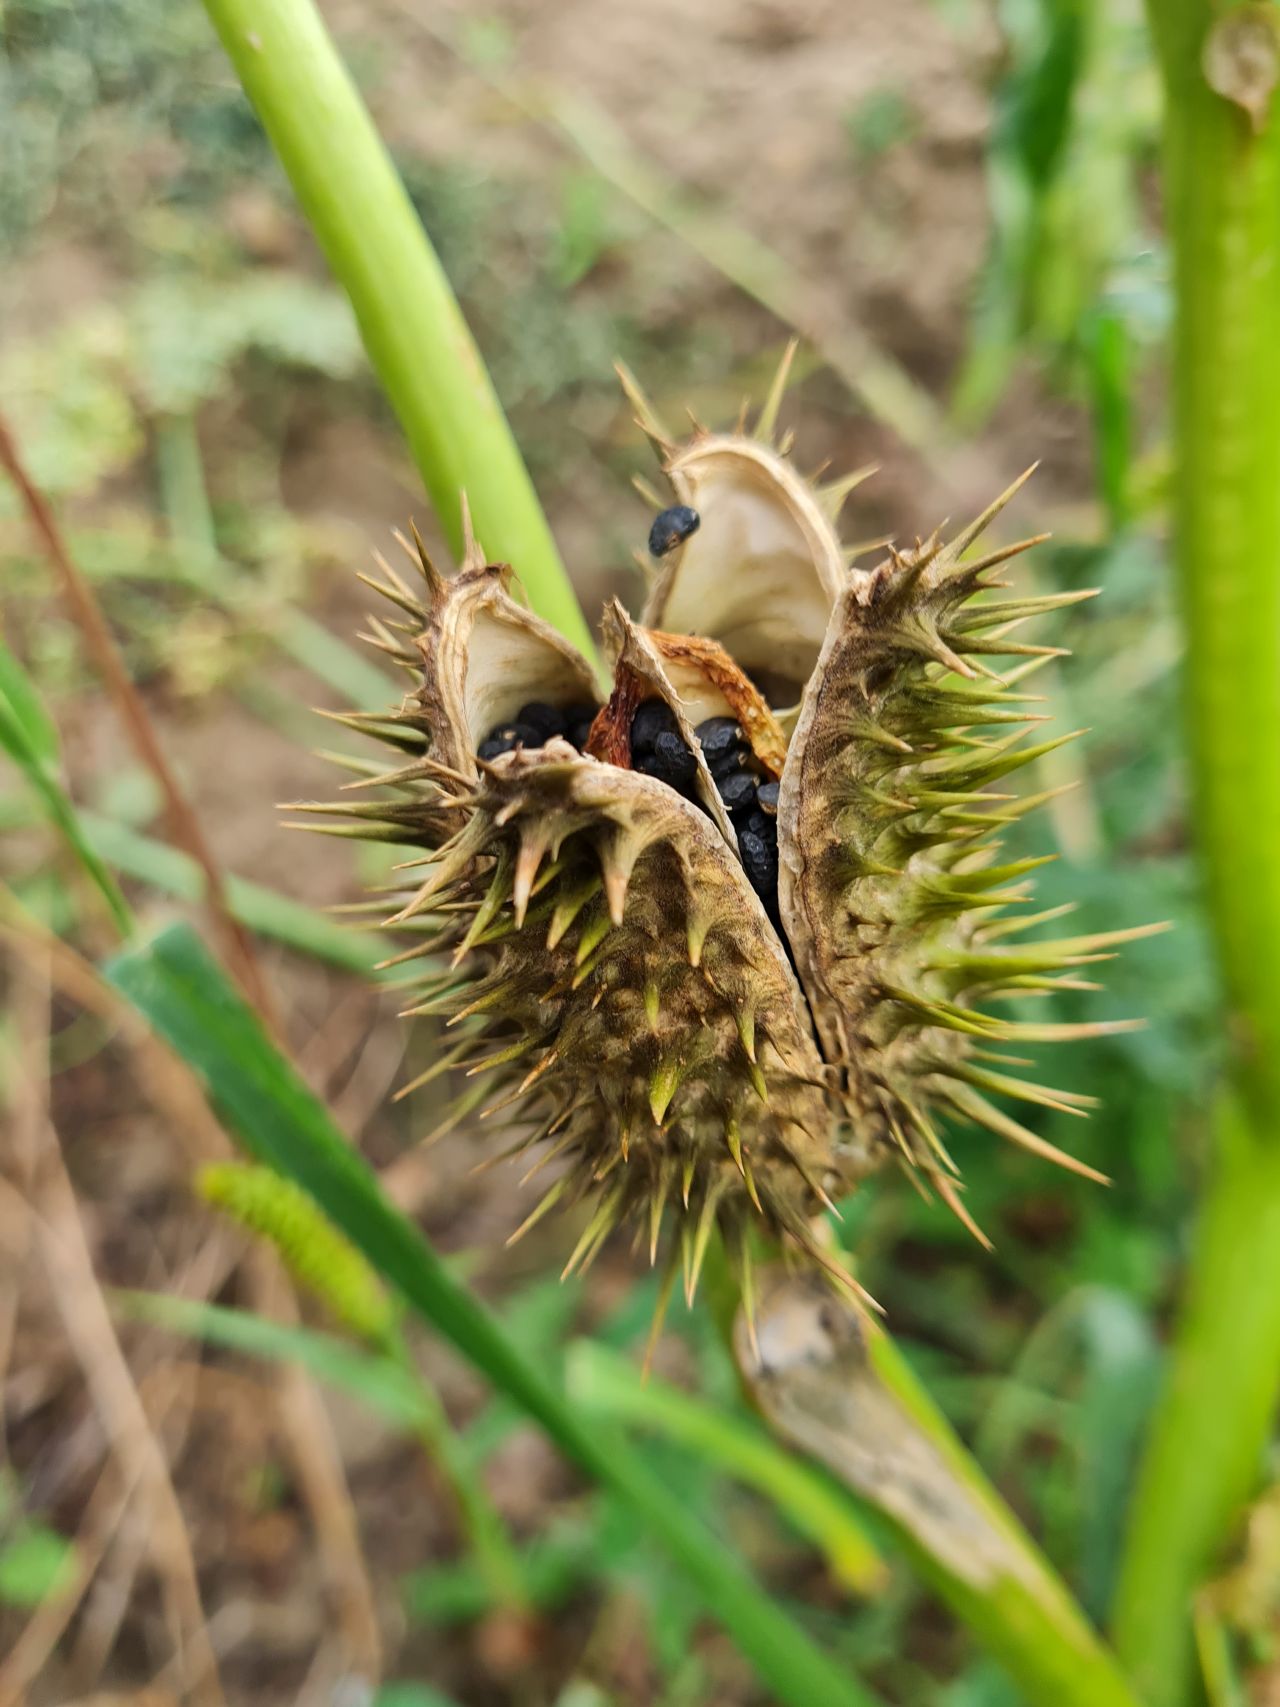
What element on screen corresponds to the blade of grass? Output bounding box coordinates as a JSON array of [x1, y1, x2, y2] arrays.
[[0, 795, 386, 974], [106, 921, 879, 1707], [566, 1340, 885, 1596], [118, 1291, 429, 1429], [198, 0, 598, 666], [0, 638, 132, 935], [84, 811, 388, 974]]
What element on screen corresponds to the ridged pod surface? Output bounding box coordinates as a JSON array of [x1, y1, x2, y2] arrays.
[[308, 346, 1157, 1315]]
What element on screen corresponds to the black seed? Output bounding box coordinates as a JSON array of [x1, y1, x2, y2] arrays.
[[648, 504, 701, 558], [563, 702, 599, 749], [757, 780, 781, 815], [710, 745, 748, 780], [736, 807, 772, 839], [739, 828, 779, 894], [718, 771, 757, 814], [516, 700, 566, 740], [695, 716, 742, 764], [650, 728, 698, 789], [630, 698, 679, 754], [477, 720, 541, 761], [477, 731, 516, 760]]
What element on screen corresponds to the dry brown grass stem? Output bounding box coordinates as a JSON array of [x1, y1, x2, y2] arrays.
[[0, 915, 383, 1689], [0, 411, 283, 1034], [1, 970, 225, 1707]]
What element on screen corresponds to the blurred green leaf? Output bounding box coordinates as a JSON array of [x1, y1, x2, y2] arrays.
[[0, 1523, 76, 1608], [0, 636, 132, 933], [374, 1686, 466, 1707], [404, 1522, 597, 1624], [567, 1340, 885, 1595]]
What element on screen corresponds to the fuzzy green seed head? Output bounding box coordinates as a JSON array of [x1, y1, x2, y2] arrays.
[[199, 1162, 395, 1345]]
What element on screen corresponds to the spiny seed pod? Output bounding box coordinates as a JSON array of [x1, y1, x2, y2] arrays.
[[296, 343, 1159, 1336]]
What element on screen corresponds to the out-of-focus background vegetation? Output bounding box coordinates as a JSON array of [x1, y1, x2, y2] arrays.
[[0, 1, 1224, 1702]]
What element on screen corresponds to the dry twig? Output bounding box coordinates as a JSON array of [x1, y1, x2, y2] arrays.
[[0, 412, 282, 1032], [0, 910, 383, 1688]]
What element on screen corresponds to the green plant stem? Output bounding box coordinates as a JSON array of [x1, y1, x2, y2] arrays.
[[864, 1330, 1140, 1707], [1112, 5, 1280, 1702], [199, 0, 598, 665], [1114, 1097, 1280, 1700], [734, 1258, 1140, 1707]]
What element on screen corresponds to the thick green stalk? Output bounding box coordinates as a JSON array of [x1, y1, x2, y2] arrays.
[[1115, 1096, 1280, 1700], [1113, 4, 1280, 1701], [199, 0, 598, 664]]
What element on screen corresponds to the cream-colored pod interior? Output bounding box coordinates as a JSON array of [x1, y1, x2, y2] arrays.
[[643, 435, 853, 708]]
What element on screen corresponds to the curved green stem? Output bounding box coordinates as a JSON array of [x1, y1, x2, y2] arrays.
[[1112, 4, 1280, 1702], [199, 0, 598, 664]]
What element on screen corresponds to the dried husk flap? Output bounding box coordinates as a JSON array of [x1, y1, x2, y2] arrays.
[[593, 600, 739, 849], [391, 742, 851, 1288], [385, 532, 599, 780]]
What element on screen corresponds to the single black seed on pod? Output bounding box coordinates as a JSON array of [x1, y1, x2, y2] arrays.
[[648, 505, 701, 559], [515, 700, 566, 740], [757, 780, 780, 815], [630, 699, 680, 754], [737, 807, 773, 839]]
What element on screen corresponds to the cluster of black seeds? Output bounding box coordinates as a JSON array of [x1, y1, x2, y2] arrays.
[[627, 700, 782, 925], [696, 715, 781, 928], [477, 699, 598, 762], [629, 699, 698, 791]]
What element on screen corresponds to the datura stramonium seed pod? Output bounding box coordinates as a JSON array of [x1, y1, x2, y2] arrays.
[[297, 344, 1158, 1328]]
